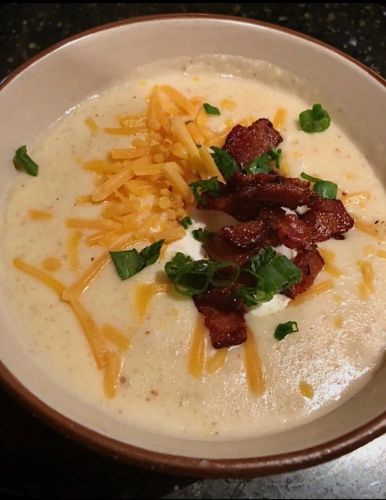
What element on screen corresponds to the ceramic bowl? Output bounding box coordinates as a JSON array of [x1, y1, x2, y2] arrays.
[[0, 14, 385, 477]]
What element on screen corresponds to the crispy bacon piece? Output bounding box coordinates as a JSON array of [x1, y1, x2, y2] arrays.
[[302, 196, 354, 242], [204, 234, 259, 266], [200, 173, 312, 220], [223, 118, 283, 167], [194, 288, 246, 348], [272, 213, 313, 249], [284, 247, 325, 298], [219, 220, 265, 248]]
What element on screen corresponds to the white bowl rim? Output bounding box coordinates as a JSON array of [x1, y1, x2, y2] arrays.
[[0, 13, 385, 478]]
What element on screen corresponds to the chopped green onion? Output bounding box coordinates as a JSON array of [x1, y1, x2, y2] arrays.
[[189, 177, 220, 203], [203, 103, 221, 115], [165, 252, 240, 296], [301, 172, 337, 199], [110, 240, 164, 280], [299, 104, 331, 133], [270, 148, 282, 169], [139, 240, 164, 266], [209, 146, 238, 180], [192, 228, 214, 242], [110, 250, 144, 280], [244, 155, 271, 175], [300, 172, 320, 183], [248, 246, 276, 273], [179, 216, 193, 229], [256, 255, 302, 293], [244, 148, 282, 174], [236, 287, 273, 307], [13, 145, 39, 176], [313, 181, 338, 199], [237, 247, 302, 308], [274, 321, 299, 341]]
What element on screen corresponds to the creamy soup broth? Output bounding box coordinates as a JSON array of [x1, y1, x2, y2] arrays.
[[1, 56, 386, 439]]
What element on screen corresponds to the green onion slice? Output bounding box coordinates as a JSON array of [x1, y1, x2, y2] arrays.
[[165, 252, 240, 296], [203, 103, 221, 115], [110, 240, 164, 280], [299, 103, 331, 133], [192, 228, 214, 242], [274, 321, 299, 341], [244, 148, 282, 174], [209, 146, 238, 180], [179, 216, 193, 229], [189, 177, 220, 203], [301, 172, 337, 199], [13, 145, 39, 176]]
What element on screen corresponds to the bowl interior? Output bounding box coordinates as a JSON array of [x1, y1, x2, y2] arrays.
[[0, 16, 385, 466]]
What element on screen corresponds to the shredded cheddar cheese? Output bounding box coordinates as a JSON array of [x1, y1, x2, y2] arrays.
[[103, 350, 123, 398], [135, 283, 169, 322], [41, 257, 62, 272], [28, 209, 53, 220], [319, 248, 343, 278], [70, 300, 108, 369], [85, 117, 98, 132], [357, 260, 375, 300], [12, 258, 108, 370], [354, 217, 380, 238], [273, 107, 287, 130], [206, 348, 228, 375], [67, 230, 82, 272], [13, 257, 65, 296], [243, 328, 265, 395], [299, 381, 314, 399], [102, 323, 131, 352], [377, 249, 386, 259], [189, 314, 207, 379], [290, 280, 334, 306]]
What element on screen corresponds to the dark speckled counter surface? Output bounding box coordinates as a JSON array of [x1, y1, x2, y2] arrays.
[[1, 3, 385, 499]]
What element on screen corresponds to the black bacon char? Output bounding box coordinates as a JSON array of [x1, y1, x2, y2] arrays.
[[193, 288, 247, 349], [223, 118, 283, 167], [189, 118, 354, 349]]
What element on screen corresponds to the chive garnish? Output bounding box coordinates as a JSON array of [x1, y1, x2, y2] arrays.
[[192, 228, 214, 242], [13, 145, 39, 176], [110, 240, 164, 280], [209, 146, 238, 180], [189, 177, 220, 203], [244, 148, 282, 174], [299, 103, 331, 133], [203, 103, 221, 115], [164, 252, 239, 296], [236, 247, 302, 307], [301, 172, 337, 199], [179, 216, 193, 229], [274, 321, 299, 341]]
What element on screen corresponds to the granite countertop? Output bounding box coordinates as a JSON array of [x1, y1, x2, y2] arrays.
[[1, 3, 385, 499]]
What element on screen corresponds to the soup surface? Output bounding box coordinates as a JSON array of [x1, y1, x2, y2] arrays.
[[1, 55, 386, 439]]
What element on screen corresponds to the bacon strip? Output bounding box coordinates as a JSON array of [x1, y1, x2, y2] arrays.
[[272, 213, 313, 249], [219, 220, 265, 248], [223, 118, 282, 167], [284, 247, 325, 298], [194, 288, 246, 349], [200, 173, 312, 220], [204, 234, 259, 267], [302, 196, 354, 242]]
